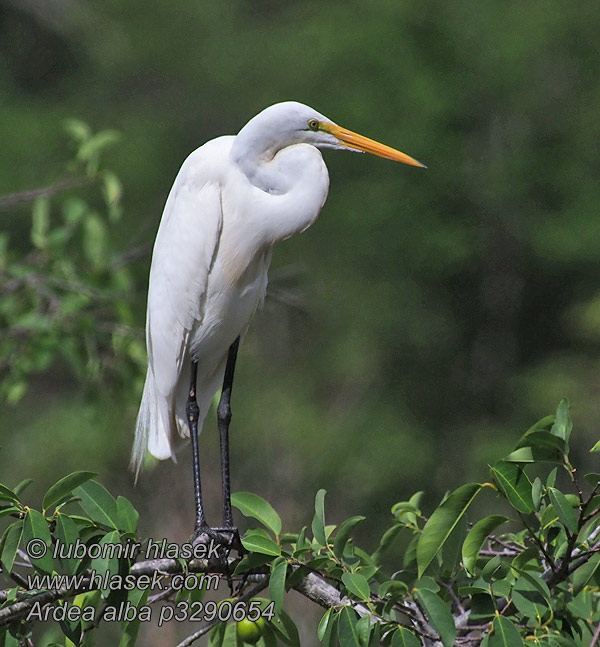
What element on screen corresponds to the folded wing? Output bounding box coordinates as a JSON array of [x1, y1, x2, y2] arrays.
[[132, 164, 223, 472]]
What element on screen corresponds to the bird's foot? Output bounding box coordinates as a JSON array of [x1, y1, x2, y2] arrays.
[[192, 525, 245, 595], [192, 524, 243, 550]]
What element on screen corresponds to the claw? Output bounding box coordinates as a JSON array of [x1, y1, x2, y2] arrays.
[[191, 525, 246, 594], [192, 526, 243, 553]]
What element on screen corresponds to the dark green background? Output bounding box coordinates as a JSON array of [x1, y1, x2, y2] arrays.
[[2, 1, 599, 643]]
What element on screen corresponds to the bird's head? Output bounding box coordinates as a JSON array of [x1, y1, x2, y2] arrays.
[[233, 101, 426, 168]]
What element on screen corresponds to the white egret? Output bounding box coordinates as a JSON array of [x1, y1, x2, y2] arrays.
[[132, 101, 425, 541]]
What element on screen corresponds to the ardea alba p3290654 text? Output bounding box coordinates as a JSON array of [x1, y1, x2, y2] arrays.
[[132, 101, 425, 543]]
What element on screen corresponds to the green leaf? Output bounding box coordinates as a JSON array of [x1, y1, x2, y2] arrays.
[[355, 615, 371, 647], [320, 608, 338, 647], [119, 588, 149, 647], [391, 627, 421, 647], [59, 612, 82, 646], [590, 440, 600, 453], [221, 621, 238, 647], [64, 118, 92, 142], [462, 515, 509, 575], [488, 615, 523, 646], [532, 477, 543, 511], [233, 550, 274, 575], [83, 212, 108, 268], [342, 572, 371, 601], [512, 568, 552, 609], [491, 461, 533, 513], [269, 556, 287, 613], [43, 471, 97, 512], [547, 487, 578, 533], [90, 530, 121, 597], [441, 514, 467, 576], [413, 575, 440, 593], [415, 588, 456, 647], [367, 622, 380, 647], [337, 606, 361, 647], [333, 516, 366, 558], [516, 429, 566, 452], [31, 198, 50, 249], [317, 608, 333, 643], [78, 130, 121, 166], [208, 621, 227, 647], [0, 520, 23, 573], [511, 575, 550, 622], [584, 473, 600, 486], [504, 446, 562, 463], [14, 479, 34, 496], [312, 489, 327, 546], [379, 579, 409, 598], [482, 555, 509, 583], [117, 496, 139, 534], [5, 381, 27, 405], [241, 532, 281, 556], [23, 508, 54, 574], [572, 552, 600, 594], [261, 624, 280, 647], [511, 547, 539, 571], [102, 170, 123, 222], [0, 483, 20, 504], [75, 480, 119, 529], [417, 483, 482, 577], [270, 609, 300, 647], [551, 398, 572, 445], [403, 534, 419, 569], [391, 493, 422, 525], [372, 524, 404, 561], [522, 415, 555, 435], [293, 525, 309, 553], [0, 506, 20, 518], [56, 513, 81, 575], [231, 492, 282, 535], [62, 196, 87, 225]]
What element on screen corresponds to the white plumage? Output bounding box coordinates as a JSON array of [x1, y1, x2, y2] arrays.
[[132, 101, 424, 474]]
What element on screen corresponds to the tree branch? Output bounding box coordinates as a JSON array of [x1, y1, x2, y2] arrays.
[[0, 175, 96, 211]]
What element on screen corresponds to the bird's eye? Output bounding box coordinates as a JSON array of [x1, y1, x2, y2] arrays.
[[308, 119, 320, 131]]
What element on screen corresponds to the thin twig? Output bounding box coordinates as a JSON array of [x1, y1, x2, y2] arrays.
[[442, 580, 465, 615], [480, 549, 519, 557], [0, 175, 96, 211], [518, 512, 556, 572], [488, 534, 524, 553]]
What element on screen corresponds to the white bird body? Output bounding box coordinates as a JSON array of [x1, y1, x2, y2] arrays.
[[132, 101, 424, 474]]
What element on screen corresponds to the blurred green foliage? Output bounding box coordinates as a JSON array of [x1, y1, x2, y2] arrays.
[[0, 121, 145, 405], [1, 1, 600, 642]]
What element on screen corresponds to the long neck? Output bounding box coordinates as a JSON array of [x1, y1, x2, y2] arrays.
[[230, 126, 289, 194], [229, 142, 331, 246]]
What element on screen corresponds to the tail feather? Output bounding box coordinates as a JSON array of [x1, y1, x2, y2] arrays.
[[131, 369, 176, 479], [132, 357, 228, 479]]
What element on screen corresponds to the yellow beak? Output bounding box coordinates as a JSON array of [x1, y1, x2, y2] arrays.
[[323, 123, 426, 168]]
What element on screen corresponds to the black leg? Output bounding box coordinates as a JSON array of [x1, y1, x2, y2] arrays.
[[218, 336, 240, 528], [186, 360, 207, 532]]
